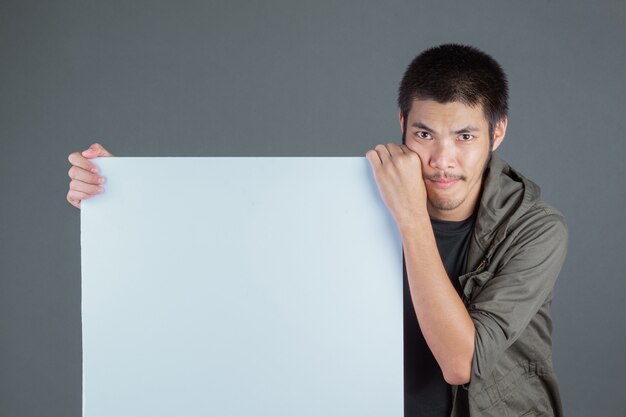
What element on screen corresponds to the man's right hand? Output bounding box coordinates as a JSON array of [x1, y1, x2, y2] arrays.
[[66, 143, 114, 209]]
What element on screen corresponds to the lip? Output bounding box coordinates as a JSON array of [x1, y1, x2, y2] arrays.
[[428, 179, 460, 189]]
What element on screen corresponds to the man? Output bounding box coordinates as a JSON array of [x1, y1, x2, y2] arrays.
[[365, 44, 567, 416], [67, 44, 567, 416]]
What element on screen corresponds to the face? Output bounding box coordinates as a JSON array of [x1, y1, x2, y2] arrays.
[[400, 99, 507, 221]]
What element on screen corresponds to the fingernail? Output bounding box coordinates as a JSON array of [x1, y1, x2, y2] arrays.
[[97, 177, 106, 184], [90, 167, 99, 173], [97, 187, 104, 193]]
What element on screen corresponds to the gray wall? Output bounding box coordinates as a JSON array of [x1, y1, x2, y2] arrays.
[[1, 1, 624, 416]]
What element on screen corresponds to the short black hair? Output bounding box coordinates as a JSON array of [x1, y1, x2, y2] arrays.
[[398, 44, 508, 143]]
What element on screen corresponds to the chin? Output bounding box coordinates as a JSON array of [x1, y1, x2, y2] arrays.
[[428, 197, 465, 211]]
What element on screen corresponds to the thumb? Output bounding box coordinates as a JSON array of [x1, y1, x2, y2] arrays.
[[82, 143, 113, 158]]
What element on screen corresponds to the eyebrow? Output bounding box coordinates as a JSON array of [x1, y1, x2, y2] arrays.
[[453, 125, 480, 134], [411, 122, 480, 134], [411, 122, 435, 132]]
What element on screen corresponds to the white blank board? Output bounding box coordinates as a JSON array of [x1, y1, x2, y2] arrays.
[[81, 157, 403, 417]]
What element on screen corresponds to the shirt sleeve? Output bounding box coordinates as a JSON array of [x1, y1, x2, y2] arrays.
[[466, 212, 568, 382]]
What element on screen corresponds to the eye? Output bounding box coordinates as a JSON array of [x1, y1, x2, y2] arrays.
[[458, 133, 474, 142], [416, 131, 432, 140]]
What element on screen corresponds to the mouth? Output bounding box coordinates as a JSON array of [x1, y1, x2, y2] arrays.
[[426, 176, 463, 189]]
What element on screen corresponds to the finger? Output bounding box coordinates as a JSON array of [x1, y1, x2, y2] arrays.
[[400, 144, 420, 158], [68, 151, 99, 173], [400, 144, 423, 163], [374, 144, 391, 163], [66, 192, 81, 209], [387, 143, 405, 156], [69, 179, 104, 196], [400, 144, 419, 156], [67, 190, 93, 209], [68, 165, 105, 185], [81, 143, 113, 158], [365, 149, 382, 166]]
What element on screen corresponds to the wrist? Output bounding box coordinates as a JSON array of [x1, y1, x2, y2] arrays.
[[397, 214, 431, 235]]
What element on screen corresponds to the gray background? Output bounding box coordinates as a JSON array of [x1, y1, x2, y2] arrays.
[[1, 0, 624, 416]]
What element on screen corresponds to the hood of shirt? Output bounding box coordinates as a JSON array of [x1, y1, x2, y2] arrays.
[[467, 153, 542, 271]]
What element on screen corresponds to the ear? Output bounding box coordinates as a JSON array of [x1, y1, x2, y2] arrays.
[[491, 116, 508, 151], [398, 110, 405, 133]]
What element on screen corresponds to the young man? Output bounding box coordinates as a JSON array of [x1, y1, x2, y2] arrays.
[[366, 44, 567, 416], [67, 44, 567, 417]]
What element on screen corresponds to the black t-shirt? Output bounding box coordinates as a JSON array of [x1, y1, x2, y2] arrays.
[[403, 213, 476, 417]]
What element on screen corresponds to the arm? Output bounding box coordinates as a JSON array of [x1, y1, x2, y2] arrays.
[[366, 143, 474, 385], [401, 219, 475, 385], [466, 213, 567, 381]]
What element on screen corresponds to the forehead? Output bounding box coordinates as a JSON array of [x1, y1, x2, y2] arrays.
[[407, 99, 488, 128]]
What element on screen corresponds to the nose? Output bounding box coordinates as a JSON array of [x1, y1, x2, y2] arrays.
[[428, 140, 456, 172]]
